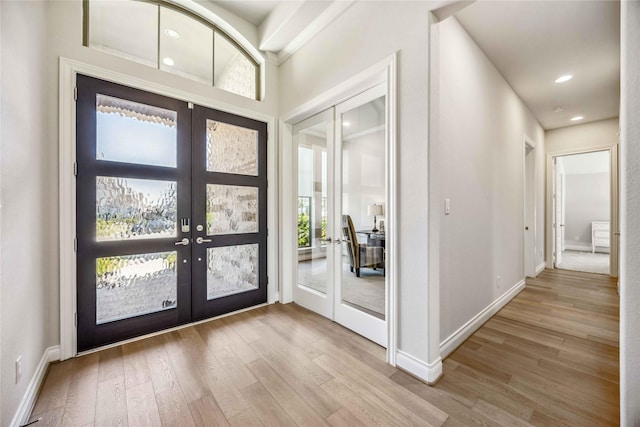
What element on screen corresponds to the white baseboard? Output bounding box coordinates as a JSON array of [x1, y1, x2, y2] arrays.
[[535, 262, 546, 276], [11, 346, 61, 427], [396, 350, 442, 385], [440, 279, 525, 359]]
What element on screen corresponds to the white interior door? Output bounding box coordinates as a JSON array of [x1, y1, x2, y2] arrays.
[[293, 110, 335, 318], [334, 84, 388, 347], [524, 144, 535, 277], [292, 84, 389, 347]]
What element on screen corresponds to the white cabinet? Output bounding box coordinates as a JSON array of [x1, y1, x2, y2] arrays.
[[592, 221, 610, 253]]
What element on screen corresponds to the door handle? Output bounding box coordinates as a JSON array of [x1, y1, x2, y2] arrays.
[[321, 237, 333, 244], [174, 238, 190, 246], [196, 236, 212, 244], [334, 238, 342, 245]]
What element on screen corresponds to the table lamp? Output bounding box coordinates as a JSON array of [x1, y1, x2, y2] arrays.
[[368, 204, 383, 232]]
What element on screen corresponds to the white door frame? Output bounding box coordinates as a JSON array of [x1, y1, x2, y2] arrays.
[[523, 136, 537, 277], [280, 53, 397, 363], [59, 58, 278, 360], [545, 145, 620, 277]]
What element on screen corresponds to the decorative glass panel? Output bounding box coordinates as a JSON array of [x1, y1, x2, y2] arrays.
[[206, 120, 258, 175], [96, 251, 177, 324], [96, 177, 177, 241], [159, 7, 213, 84], [214, 32, 257, 99], [206, 184, 257, 235], [207, 245, 258, 299], [96, 94, 177, 167], [89, 0, 158, 67]]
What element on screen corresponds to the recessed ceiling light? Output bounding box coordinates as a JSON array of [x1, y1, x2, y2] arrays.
[[343, 121, 351, 127], [162, 57, 175, 67], [570, 115, 584, 121], [553, 106, 564, 113], [164, 29, 180, 39], [555, 74, 573, 83]]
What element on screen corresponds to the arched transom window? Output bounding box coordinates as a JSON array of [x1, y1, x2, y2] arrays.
[[85, 0, 260, 100]]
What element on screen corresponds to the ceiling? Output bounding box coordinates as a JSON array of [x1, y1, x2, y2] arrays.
[[455, 1, 620, 130], [208, 0, 281, 26], [207, 1, 620, 131]]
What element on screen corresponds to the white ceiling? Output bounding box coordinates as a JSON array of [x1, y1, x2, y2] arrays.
[[209, 0, 281, 26], [207, 1, 620, 131], [455, 1, 620, 130]]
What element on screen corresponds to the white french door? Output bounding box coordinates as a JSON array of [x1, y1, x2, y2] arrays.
[[293, 84, 388, 347]]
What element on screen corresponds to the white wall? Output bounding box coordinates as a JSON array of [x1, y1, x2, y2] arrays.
[[1, 2, 52, 425], [564, 172, 609, 248], [620, 1, 640, 425], [280, 1, 436, 368], [546, 117, 619, 154], [437, 17, 545, 342]]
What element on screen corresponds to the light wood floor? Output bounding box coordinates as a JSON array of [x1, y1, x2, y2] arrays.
[[29, 269, 619, 426]]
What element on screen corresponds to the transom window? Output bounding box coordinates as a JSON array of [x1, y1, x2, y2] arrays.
[[84, 0, 260, 100]]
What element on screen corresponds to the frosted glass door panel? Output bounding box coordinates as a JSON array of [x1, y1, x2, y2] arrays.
[[206, 184, 258, 235], [207, 245, 258, 299], [96, 251, 177, 324], [206, 120, 258, 175], [96, 94, 177, 168], [96, 177, 177, 241]]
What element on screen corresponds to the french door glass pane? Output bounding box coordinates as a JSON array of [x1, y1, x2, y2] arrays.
[[206, 120, 258, 175], [297, 124, 329, 295], [96, 94, 177, 168], [159, 7, 213, 84], [96, 251, 177, 324], [206, 184, 258, 235], [340, 96, 386, 319], [207, 245, 258, 299], [96, 177, 177, 241]]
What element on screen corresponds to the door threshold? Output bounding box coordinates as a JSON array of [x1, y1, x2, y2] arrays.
[[75, 302, 269, 358]]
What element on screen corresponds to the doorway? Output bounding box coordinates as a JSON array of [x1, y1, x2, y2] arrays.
[[75, 75, 267, 351], [293, 84, 389, 347], [524, 139, 536, 277], [552, 150, 612, 275]]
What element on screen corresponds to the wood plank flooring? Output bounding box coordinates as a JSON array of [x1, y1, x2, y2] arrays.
[[29, 269, 619, 426]]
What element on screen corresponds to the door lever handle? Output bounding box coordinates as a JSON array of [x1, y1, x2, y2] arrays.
[[196, 237, 212, 244], [174, 238, 190, 246], [334, 238, 342, 245], [321, 237, 332, 244]]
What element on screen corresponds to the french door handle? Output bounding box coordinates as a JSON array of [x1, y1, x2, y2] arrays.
[[334, 238, 342, 245], [322, 237, 333, 244], [174, 238, 190, 246], [196, 237, 212, 244]]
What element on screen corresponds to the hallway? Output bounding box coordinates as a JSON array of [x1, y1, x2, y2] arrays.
[[29, 269, 618, 426]]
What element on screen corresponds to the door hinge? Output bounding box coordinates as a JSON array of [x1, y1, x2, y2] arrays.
[[73, 86, 78, 101], [74, 238, 77, 252], [74, 312, 78, 327], [188, 102, 194, 110], [73, 162, 78, 176]]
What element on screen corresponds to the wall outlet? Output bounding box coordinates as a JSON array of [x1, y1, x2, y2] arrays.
[[15, 355, 22, 384], [496, 275, 501, 290]]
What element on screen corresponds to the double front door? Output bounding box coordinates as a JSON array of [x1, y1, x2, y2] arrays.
[[294, 84, 388, 346], [76, 75, 267, 352]]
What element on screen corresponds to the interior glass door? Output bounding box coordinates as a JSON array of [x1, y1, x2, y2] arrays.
[[293, 110, 334, 318], [334, 84, 388, 347]]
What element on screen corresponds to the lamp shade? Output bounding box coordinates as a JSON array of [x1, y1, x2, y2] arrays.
[[368, 204, 383, 216]]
